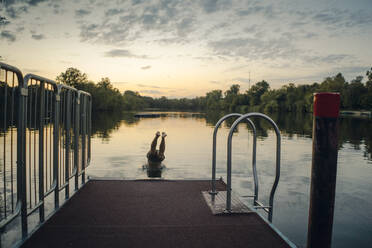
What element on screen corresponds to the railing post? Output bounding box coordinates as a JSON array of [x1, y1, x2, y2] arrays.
[[249, 120, 258, 205], [88, 96, 92, 165], [81, 95, 86, 184], [307, 93, 340, 248], [38, 81, 45, 223], [18, 84, 28, 239], [74, 93, 80, 191], [53, 89, 60, 209], [64, 90, 71, 200]]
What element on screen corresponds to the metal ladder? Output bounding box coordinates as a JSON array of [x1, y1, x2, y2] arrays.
[[210, 113, 281, 222]]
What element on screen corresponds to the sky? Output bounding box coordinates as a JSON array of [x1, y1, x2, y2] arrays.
[[0, 0, 371, 98]]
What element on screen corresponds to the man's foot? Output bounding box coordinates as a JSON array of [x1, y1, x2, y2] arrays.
[[156, 131, 160, 137], [162, 132, 167, 138]]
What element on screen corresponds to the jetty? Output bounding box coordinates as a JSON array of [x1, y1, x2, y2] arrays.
[[22, 179, 293, 248], [134, 113, 164, 118]]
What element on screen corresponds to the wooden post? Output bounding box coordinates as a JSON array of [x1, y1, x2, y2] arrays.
[[307, 92, 340, 248]]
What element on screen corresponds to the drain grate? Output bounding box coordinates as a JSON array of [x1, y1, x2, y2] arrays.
[[202, 191, 253, 215]]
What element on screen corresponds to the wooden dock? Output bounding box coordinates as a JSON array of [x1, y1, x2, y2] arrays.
[[21, 180, 293, 248]]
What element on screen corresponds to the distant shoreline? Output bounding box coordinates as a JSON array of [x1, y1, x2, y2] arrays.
[[340, 110, 371, 118]]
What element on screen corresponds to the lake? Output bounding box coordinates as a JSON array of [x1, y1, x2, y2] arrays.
[[87, 111, 372, 248]]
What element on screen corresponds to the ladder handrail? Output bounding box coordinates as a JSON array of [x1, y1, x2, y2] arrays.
[[210, 113, 258, 203], [226, 113, 281, 222]]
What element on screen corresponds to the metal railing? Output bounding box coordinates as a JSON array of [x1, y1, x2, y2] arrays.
[[210, 112, 281, 222], [0, 63, 24, 233], [0, 62, 91, 245]]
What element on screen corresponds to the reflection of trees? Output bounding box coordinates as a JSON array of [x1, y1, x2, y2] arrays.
[[270, 112, 313, 138], [205, 111, 225, 126], [203, 110, 372, 161], [338, 117, 372, 160], [91, 111, 124, 141], [121, 112, 140, 126], [204, 111, 313, 138]]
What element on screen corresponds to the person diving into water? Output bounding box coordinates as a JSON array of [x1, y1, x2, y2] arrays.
[[147, 131, 166, 168]]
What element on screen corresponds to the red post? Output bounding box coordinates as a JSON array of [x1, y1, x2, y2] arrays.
[[307, 93, 340, 248]]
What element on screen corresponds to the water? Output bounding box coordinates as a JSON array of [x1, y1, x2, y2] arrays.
[[87, 111, 372, 248]]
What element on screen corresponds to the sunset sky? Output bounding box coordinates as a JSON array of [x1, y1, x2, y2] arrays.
[[1, 0, 371, 98]]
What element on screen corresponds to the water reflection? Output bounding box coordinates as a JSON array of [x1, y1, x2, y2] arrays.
[[142, 164, 166, 178], [92, 111, 372, 161]]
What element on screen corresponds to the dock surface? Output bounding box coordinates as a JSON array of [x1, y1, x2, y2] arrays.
[[22, 180, 290, 248]]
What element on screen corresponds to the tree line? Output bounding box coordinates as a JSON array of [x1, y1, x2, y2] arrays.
[[56, 67, 372, 113]]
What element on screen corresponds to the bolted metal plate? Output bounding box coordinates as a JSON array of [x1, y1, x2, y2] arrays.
[[202, 191, 253, 215], [20, 88, 28, 96]]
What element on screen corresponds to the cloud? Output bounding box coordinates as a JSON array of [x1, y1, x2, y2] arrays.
[[141, 65, 151, 70], [156, 37, 189, 45], [139, 89, 162, 95], [0, 16, 10, 26], [104, 49, 148, 58], [136, 84, 160, 89], [225, 65, 248, 72], [75, 9, 91, 18], [194, 56, 214, 61], [175, 17, 195, 36], [233, 77, 251, 84], [200, 0, 231, 13], [236, 3, 275, 18], [132, 0, 145, 5], [27, 0, 48, 6], [3, 0, 47, 7], [208, 36, 299, 61], [23, 68, 41, 73], [209, 80, 223, 85], [208, 31, 354, 67], [0, 30, 16, 42], [77, 1, 196, 45], [2, 0, 48, 19], [80, 23, 99, 41], [3, 6, 28, 19], [59, 60, 72, 64], [303, 54, 352, 64], [105, 8, 124, 17], [49, 2, 63, 14], [31, 33, 45, 40], [311, 8, 372, 29], [331, 66, 369, 75]]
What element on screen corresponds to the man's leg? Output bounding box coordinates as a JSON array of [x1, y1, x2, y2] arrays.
[[150, 131, 160, 155], [159, 132, 167, 157]]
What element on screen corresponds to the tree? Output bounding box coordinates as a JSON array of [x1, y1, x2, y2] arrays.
[[123, 90, 147, 110], [56, 68, 88, 88], [362, 68, 372, 110], [97, 77, 114, 89], [247, 80, 270, 106], [343, 76, 366, 110], [318, 73, 346, 93], [224, 84, 240, 111], [206, 90, 223, 110], [367, 67, 372, 81], [224, 84, 240, 97]]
